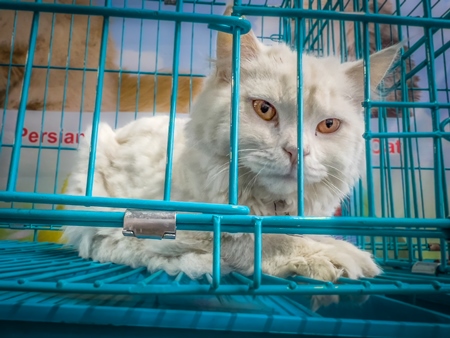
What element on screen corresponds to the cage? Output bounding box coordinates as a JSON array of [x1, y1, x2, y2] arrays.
[[0, 0, 450, 336]]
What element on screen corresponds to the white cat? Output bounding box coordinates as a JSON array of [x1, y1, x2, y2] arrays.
[[63, 7, 400, 282]]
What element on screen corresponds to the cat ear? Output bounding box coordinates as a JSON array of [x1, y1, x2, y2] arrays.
[[216, 5, 261, 81], [344, 44, 401, 102]]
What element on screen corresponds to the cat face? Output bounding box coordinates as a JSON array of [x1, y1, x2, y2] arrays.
[[187, 8, 399, 200], [222, 48, 368, 196]]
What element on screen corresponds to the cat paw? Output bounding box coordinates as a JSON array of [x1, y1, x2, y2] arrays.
[[266, 236, 381, 282], [312, 236, 382, 279], [271, 255, 344, 281]]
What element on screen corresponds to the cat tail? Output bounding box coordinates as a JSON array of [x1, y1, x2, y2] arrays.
[[118, 72, 204, 114]]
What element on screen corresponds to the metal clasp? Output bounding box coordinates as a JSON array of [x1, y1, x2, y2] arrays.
[[122, 209, 176, 240]]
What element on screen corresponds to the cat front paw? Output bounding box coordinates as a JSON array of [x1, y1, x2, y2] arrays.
[[311, 236, 382, 280], [265, 236, 382, 282], [269, 255, 344, 281]]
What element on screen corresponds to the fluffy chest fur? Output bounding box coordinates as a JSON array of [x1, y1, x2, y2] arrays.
[[67, 114, 350, 217]]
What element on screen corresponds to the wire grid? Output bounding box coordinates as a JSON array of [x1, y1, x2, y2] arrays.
[[0, 240, 450, 337], [0, 0, 449, 311]]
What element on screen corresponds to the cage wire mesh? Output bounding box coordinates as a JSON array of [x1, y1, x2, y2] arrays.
[[0, 0, 450, 336]]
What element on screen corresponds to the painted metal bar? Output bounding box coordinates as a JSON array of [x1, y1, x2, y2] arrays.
[[422, 0, 447, 274], [362, 0, 375, 217], [0, 261, 95, 279], [85, 0, 111, 196], [0, 65, 206, 78], [133, 0, 146, 117], [115, 0, 127, 124], [363, 101, 450, 109], [0, 191, 249, 215], [1, 209, 449, 232], [173, 272, 185, 285], [0, 257, 79, 270], [187, 0, 197, 113], [94, 267, 146, 287], [151, 0, 162, 115], [231, 271, 253, 287], [0, 260, 82, 274], [0, 1, 252, 33], [0, 279, 448, 296], [32, 7, 57, 207], [0, 7, 20, 153], [212, 216, 221, 289], [228, 24, 242, 205], [6, 0, 42, 191], [364, 131, 450, 139], [163, 0, 183, 200], [394, 18, 413, 265], [295, 0, 305, 216], [262, 273, 297, 289], [253, 218, 262, 289], [139, 270, 164, 285], [57, 265, 129, 286], [0, 228, 444, 240], [21, 264, 111, 282]]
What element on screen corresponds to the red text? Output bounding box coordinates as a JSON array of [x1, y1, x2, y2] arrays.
[[22, 128, 85, 145], [372, 138, 401, 155]]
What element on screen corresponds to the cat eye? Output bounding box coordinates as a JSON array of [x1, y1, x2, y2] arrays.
[[316, 118, 341, 134], [252, 100, 277, 121]]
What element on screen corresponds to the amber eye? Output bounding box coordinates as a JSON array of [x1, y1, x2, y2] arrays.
[[316, 118, 341, 134], [252, 100, 277, 121]]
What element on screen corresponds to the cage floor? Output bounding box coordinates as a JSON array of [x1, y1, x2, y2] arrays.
[[1, 240, 450, 337]]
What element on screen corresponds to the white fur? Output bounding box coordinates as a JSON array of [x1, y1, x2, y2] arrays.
[[63, 23, 400, 283]]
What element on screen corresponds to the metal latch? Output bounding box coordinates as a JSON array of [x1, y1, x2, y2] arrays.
[[122, 209, 176, 240], [411, 261, 439, 275]]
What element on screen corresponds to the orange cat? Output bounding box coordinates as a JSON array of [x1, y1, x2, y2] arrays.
[[0, 0, 203, 113]]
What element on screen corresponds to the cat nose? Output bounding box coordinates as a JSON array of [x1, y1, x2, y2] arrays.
[[283, 146, 297, 164], [283, 146, 309, 164]]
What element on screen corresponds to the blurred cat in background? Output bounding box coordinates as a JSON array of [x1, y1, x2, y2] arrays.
[[1, 0, 419, 116], [0, 0, 203, 113]]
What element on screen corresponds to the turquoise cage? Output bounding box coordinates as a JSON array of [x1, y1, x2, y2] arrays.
[[0, 0, 450, 336]]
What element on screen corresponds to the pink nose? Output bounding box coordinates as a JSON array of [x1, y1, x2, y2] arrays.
[[283, 146, 309, 164]]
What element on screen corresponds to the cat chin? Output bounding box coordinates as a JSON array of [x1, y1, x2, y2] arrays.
[[256, 170, 329, 196], [257, 175, 298, 196]]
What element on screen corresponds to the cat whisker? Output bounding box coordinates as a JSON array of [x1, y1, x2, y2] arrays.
[[326, 172, 349, 186], [238, 170, 254, 181], [324, 176, 356, 211], [311, 183, 320, 205], [323, 179, 346, 198], [243, 164, 267, 196], [322, 163, 349, 177], [206, 163, 246, 188]]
